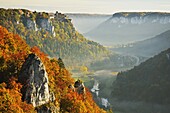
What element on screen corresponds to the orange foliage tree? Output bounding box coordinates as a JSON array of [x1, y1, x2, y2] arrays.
[[0, 82, 35, 113]]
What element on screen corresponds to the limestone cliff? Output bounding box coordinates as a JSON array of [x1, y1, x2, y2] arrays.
[[37, 18, 53, 32], [19, 53, 50, 107], [26, 19, 38, 31]]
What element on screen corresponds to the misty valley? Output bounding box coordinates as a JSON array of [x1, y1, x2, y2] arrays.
[[69, 12, 170, 113], [0, 8, 170, 113]]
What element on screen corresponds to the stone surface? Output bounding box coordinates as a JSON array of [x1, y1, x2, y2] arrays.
[[19, 53, 50, 107], [74, 79, 86, 94], [25, 17, 55, 36], [37, 19, 54, 33], [26, 19, 38, 31]]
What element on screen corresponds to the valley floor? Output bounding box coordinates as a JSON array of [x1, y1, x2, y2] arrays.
[[72, 69, 170, 113]]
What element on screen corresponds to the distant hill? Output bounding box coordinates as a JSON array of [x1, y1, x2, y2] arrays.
[[0, 8, 109, 67], [112, 30, 170, 57], [66, 13, 111, 34], [111, 48, 170, 104], [84, 12, 170, 46]]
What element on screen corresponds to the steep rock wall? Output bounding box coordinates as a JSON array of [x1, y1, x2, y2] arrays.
[[19, 53, 50, 107]]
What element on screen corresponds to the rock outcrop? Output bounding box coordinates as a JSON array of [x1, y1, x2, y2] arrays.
[[26, 19, 38, 31], [69, 79, 86, 95], [25, 16, 56, 36], [19, 53, 50, 107], [75, 80, 86, 94], [19, 53, 60, 113], [36, 18, 56, 37], [37, 19, 53, 32]]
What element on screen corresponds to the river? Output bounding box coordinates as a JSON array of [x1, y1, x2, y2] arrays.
[[89, 70, 117, 109]]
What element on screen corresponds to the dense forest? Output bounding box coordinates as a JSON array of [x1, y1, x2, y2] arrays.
[[0, 8, 109, 69], [111, 48, 170, 104], [0, 26, 107, 112]]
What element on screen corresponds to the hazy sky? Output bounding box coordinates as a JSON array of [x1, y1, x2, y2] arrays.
[[0, 0, 170, 14]]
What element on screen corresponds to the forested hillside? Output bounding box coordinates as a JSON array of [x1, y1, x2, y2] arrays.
[[0, 26, 106, 113], [0, 8, 109, 68], [111, 48, 170, 104]]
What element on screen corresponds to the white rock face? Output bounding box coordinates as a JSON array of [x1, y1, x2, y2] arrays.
[[25, 17, 56, 36], [111, 14, 170, 25], [38, 19, 51, 31], [19, 54, 50, 107], [26, 19, 38, 31], [37, 18, 56, 36]]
